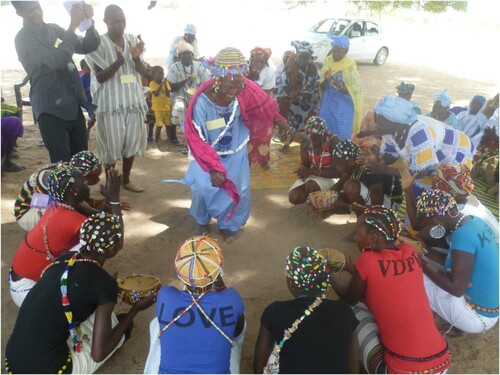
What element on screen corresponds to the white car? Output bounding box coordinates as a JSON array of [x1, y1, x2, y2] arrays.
[[303, 18, 389, 66]]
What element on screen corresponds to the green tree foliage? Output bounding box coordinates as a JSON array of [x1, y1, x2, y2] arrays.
[[351, 1, 467, 13]]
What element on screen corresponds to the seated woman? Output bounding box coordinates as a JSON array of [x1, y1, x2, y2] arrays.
[[331, 206, 451, 374], [1, 116, 25, 172], [426, 88, 460, 129], [322, 140, 402, 215], [288, 116, 341, 205], [457, 95, 488, 148], [5, 192, 156, 373], [408, 188, 499, 334], [144, 235, 245, 374], [361, 95, 474, 198], [396, 81, 421, 114], [253, 246, 359, 374]]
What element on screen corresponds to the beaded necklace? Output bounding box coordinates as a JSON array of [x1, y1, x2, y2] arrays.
[[41, 257, 101, 278], [453, 215, 468, 231], [187, 289, 235, 346], [40, 202, 77, 261], [264, 294, 325, 374], [308, 136, 331, 174], [157, 291, 207, 338]]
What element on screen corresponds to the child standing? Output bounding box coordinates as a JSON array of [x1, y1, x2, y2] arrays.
[[149, 66, 173, 147], [80, 59, 96, 140]]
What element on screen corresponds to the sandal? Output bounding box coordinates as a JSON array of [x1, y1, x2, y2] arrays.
[[220, 229, 238, 244]]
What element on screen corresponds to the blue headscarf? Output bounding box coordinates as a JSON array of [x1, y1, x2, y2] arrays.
[[433, 88, 452, 108], [328, 35, 350, 49], [375, 95, 417, 125]]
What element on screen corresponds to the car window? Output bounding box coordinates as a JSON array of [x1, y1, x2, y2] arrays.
[[331, 19, 351, 35], [314, 19, 336, 33], [348, 22, 363, 38], [366, 21, 379, 35]]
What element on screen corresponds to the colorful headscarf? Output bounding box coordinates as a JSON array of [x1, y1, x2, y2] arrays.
[[432, 164, 474, 200], [416, 189, 458, 217], [332, 140, 360, 160], [363, 205, 401, 241], [375, 95, 417, 125], [204, 47, 248, 78], [46, 165, 77, 203], [176, 40, 194, 55], [184, 23, 197, 35], [285, 247, 331, 295], [396, 81, 415, 95], [175, 235, 224, 289], [250, 47, 272, 61], [305, 116, 327, 137], [79, 212, 122, 254], [328, 34, 350, 49], [433, 88, 452, 108], [290, 40, 315, 58], [69, 150, 102, 177]]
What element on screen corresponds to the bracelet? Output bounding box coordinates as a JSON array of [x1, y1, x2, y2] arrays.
[[108, 201, 121, 205], [285, 127, 295, 136]]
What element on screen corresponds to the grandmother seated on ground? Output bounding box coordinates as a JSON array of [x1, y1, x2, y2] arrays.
[[457, 94, 488, 148], [356, 95, 474, 199], [426, 88, 459, 129], [144, 235, 245, 374]]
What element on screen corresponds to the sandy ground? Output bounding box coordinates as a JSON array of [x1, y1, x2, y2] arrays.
[[1, 57, 499, 374]]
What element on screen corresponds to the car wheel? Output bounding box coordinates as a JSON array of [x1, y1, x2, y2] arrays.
[[373, 47, 388, 66]]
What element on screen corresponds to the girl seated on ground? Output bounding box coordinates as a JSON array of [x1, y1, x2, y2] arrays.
[[144, 235, 246, 374], [253, 246, 359, 374], [321, 140, 402, 215], [331, 206, 451, 374], [5, 187, 156, 373], [288, 116, 341, 205], [403, 183, 499, 334]]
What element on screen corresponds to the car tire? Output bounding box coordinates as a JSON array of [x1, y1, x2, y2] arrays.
[[373, 47, 388, 66]]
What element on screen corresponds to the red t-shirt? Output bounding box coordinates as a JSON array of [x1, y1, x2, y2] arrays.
[[12, 206, 86, 282], [356, 243, 450, 373]]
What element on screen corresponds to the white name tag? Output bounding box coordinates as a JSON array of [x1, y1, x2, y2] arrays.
[[206, 117, 226, 131], [120, 74, 136, 85], [54, 38, 63, 48]]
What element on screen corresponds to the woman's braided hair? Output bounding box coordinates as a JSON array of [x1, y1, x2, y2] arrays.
[[363, 205, 401, 242]]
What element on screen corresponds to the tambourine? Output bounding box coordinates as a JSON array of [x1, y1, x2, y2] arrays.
[[306, 190, 338, 210], [318, 248, 346, 272], [117, 274, 161, 305]]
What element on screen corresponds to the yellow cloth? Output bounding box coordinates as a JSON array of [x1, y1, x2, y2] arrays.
[[320, 55, 363, 134], [149, 81, 171, 112]]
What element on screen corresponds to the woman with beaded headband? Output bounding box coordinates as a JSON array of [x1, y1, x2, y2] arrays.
[[330, 206, 451, 374], [143, 235, 245, 374], [176, 47, 305, 244], [6, 205, 156, 373], [320, 139, 403, 216], [288, 116, 341, 205], [254, 246, 359, 373], [400, 165, 499, 334], [275, 40, 320, 152]]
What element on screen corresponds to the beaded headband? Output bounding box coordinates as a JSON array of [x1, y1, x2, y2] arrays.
[[175, 235, 224, 288], [332, 140, 360, 160], [70, 150, 102, 177], [286, 247, 331, 294], [305, 116, 327, 137], [79, 212, 122, 254], [46, 165, 77, 203], [363, 205, 401, 242], [416, 189, 458, 218], [203, 47, 248, 78]]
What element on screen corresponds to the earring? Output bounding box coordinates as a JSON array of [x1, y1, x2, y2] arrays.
[[429, 224, 446, 239]]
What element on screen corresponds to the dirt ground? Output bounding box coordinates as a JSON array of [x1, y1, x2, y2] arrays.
[[1, 58, 499, 374]]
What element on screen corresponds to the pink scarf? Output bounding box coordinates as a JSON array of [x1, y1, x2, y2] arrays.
[[184, 78, 285, 218]]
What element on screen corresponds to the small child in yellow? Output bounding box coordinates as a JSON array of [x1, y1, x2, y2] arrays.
[[149, 66, 175, 146]]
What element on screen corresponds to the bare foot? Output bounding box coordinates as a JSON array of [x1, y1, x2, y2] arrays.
[[195, 224, 210, 236], [220, 229, 238, 244]]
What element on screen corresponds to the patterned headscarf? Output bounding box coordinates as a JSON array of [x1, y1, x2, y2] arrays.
[[432, 164, 474, 200], [396, 81, 415, 95], [290, 40, 315, 58], [79, 212, 122, 254], [328, 35, 350, 49], [46, 165, 77, 203], [416, 189, 458, 217], [363, 205, 401, 242], [305, 116, 327, 137], [69, 150, 102, 177], [175, 235, 224, 289], [375, 95, 417, 125], [286, 247, 331, 295], [433, 88, 452, 108], [203, 47, 248, 78], [250, 47, 272, 61], [332, 140, 360, 160]]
